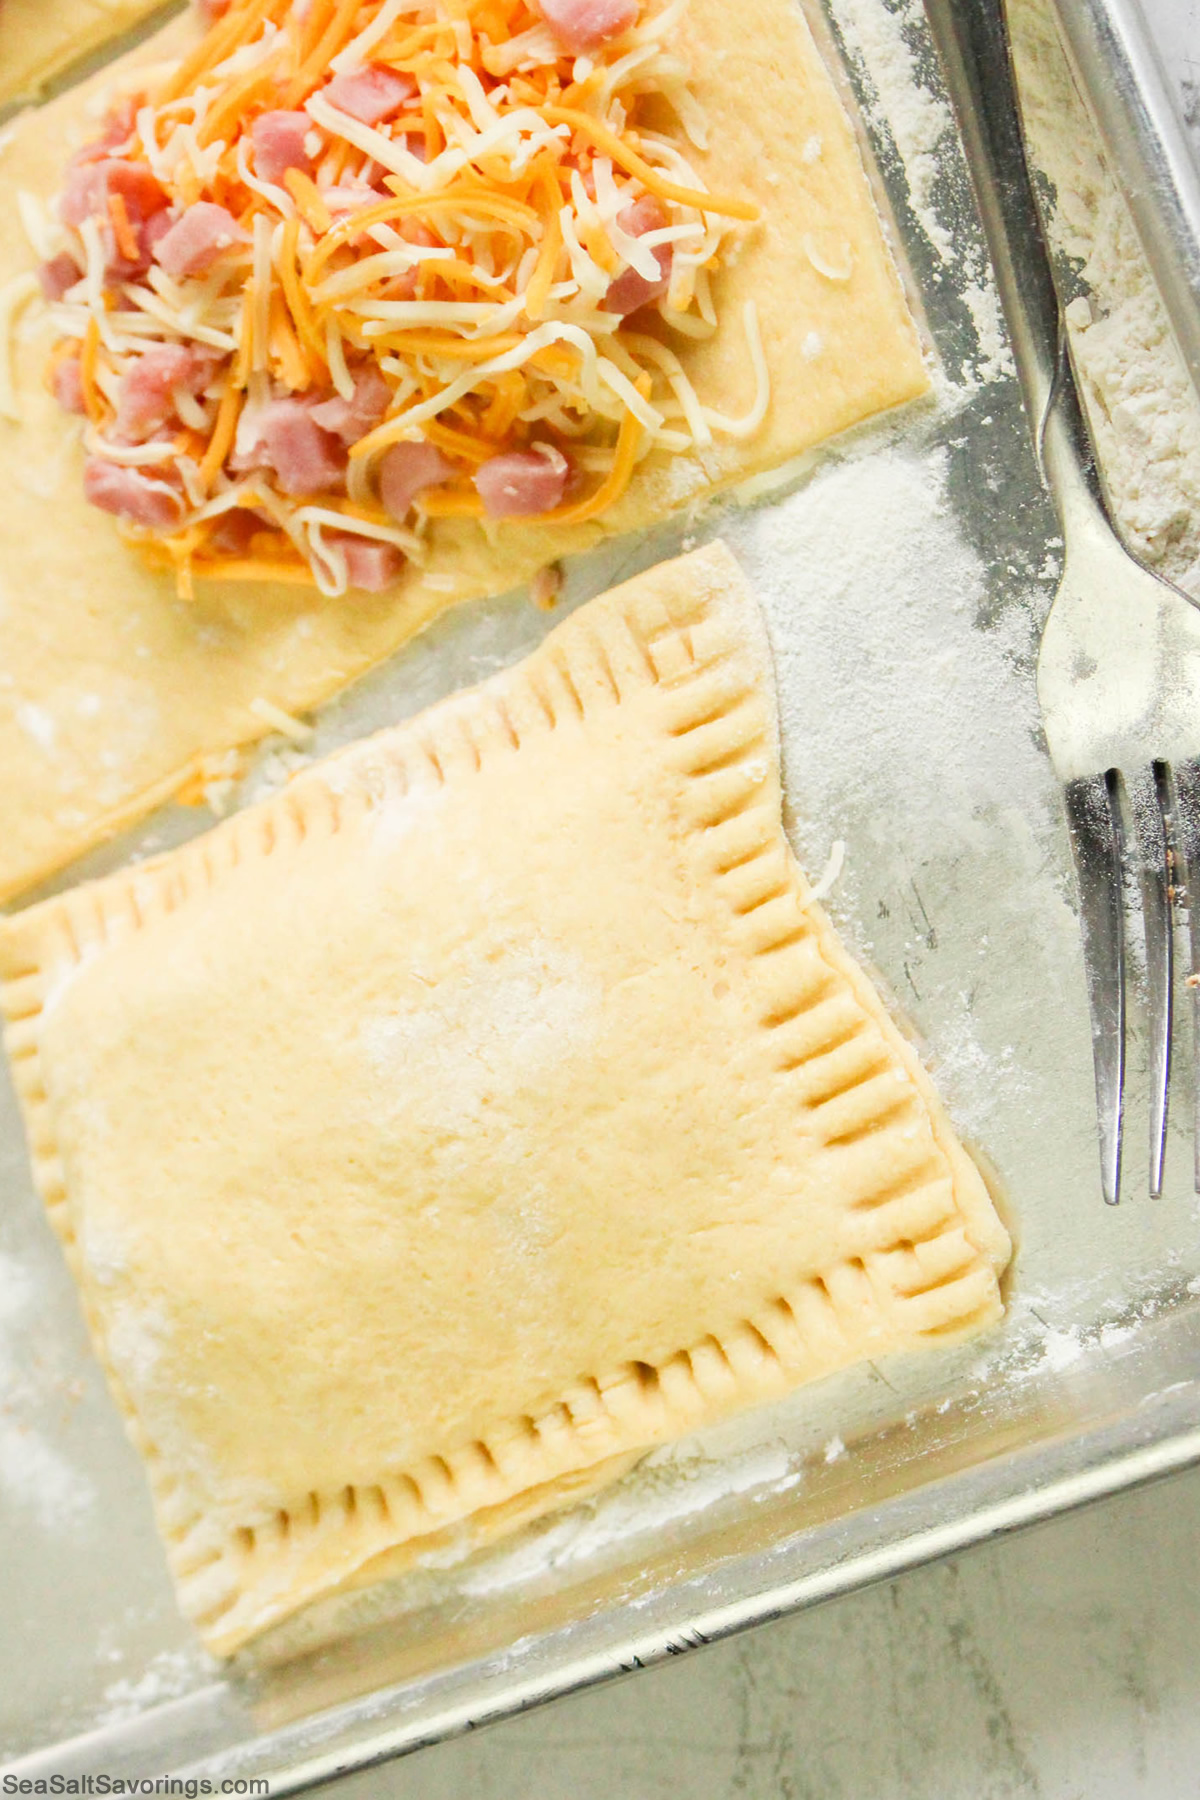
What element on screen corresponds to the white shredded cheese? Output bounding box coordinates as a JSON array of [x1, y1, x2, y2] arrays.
[[700, 301, 770, 439], [0, 274, 40, 421], [249, 697, 313, 742], [803, 232, 854, 283], [330, 0, 425, 73], [802, 840, 847, 908]]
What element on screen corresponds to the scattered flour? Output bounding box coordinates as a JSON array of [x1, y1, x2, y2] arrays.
[[929, 995, 1029, 1140], [0, 1250, 94, 1529], [827, 0, 1012, 384], [1009, 0, 1200, 586], [1038, 1326, 1085, 1373], [96, 1648, 202, 1727], [828, 0, 955, 263], [728, 444, 1050, 861]]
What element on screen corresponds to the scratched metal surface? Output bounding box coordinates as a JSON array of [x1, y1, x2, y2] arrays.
[[1146, 0, 1200, 133], [1, 0, 1199, 1789]]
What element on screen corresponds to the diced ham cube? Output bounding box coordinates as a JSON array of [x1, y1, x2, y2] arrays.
[[52, 355, 86, 415], [153, 202, 250, 280], [236, 398, 347, 496], [322, 184, 385, 217], [71, 100, 139, 167], [534, 0, 637, 51], [82, 457, 184, 528], [197, 0, 232, 22], [332, 533, 405, 591], [38, 252, 81, 301], [310, 365, 392, 446], [378, 439, 452, 520], [116, 344, 217, 439], [141, 208, 176, 260], [473, 445, 569, 518], [321, 67, 417, 126], [60, 157, 164, 229], [605, 195, 672, 315], [252, 110, 319, 185], [60, 156, 169, 279], [209, 507, 262, 555]]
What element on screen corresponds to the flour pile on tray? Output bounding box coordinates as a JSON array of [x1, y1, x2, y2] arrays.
[[1010, 0, 1200, 588]]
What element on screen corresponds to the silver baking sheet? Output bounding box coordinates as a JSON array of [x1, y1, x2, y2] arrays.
[[3, 0, 1200, 1789]]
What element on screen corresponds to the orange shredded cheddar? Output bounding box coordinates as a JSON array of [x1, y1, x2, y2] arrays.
[[158, 0, 279, 105], [422, 416, 497, 463], [480, 370, 526, 439], [418, 486, 487, 517], [78, 316, 102, 422], [191, 557, 321, 585], [106, 192, 140, 265], [283, 168, 333, 236], [542, 107, 761, 220], [199, 382, 243, 489], [286, 0, 364, 105], [535, 381, 648, 525]]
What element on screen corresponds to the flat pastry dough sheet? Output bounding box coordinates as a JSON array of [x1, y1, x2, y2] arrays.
[[0, 0, 929, 906], [0, 542, 1009, 1655], [0, 0, 169, 107]]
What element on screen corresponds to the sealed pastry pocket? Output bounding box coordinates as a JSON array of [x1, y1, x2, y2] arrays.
[[0, 542, 1007, 1656]]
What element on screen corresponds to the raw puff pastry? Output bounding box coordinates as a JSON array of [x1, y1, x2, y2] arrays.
[[0, 0, 168, 108], [0, 542, 1010, 1655], [0, 0, 930, 906]]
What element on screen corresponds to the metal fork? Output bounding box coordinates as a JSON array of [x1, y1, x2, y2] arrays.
[[924, 0, 1200, 1203]]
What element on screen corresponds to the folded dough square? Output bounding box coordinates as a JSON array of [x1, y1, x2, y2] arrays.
[[0, 542, 1008, 1654], [0, 0, 929, 904], [0, 0, 167, 107]]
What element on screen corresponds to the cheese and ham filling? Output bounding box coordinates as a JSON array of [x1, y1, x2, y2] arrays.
[[25, 0, 764, 597]]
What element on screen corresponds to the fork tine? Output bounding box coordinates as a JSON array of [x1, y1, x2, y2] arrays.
[[1064, 771, 1126, 1205], [1129, 764, 1173, 1197], [1170, 758, 1200, 1193]]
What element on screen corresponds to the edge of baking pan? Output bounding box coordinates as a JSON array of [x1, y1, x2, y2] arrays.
[[1042, 0, 1200, 407], [5, 1302, 1198, 1793]]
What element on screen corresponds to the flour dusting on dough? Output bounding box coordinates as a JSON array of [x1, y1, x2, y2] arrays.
[[360, 939, 602, 1121]]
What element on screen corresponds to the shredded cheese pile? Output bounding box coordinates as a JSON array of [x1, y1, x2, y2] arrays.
[[24, 0, 764, 596]]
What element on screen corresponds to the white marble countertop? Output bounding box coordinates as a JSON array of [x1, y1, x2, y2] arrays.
[[323, 5, 1200, 1794]]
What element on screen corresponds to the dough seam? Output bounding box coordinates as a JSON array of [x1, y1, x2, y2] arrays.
[[0, 545, 1002, 1653]]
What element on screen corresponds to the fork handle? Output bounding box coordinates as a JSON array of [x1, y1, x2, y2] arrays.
[[923, 0, 1109, 530]]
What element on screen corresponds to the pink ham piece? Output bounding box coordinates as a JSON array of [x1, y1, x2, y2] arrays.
[[252, 111, 318, 185], [209, 507, 262, 555], [116, 344, 217, 439], [197, 0, 232, 22], [71, 100, 139, 168], [153, 202, 250, 280], [82, 458, 184, 529], [474, 445, 569, 518], [60, 157, 165, 229], [378, 439, 452, 520], [141, 208, 176, 261], [322, 185, 382, 217], [605, 195, 672, 315], [38, 252, 81, 301], [52, 356, 86, 415], [534, 0, 637, 51], [310, 366, 391, 445], [331, 533, 405, 591], [321, 66, 416, 126], [236, 398, 347, 496]]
